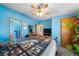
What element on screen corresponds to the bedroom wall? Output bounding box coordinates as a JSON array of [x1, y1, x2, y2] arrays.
[[52, 14, 78, 47], [38, 18, 52, 29], [0, 4, 39, 43]]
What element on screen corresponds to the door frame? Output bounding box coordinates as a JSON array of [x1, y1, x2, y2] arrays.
[[60, 18, 63, 47]]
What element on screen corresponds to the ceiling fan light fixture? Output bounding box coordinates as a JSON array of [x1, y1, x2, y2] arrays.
[[37, 12, 43, 17], [31, 3, 49, 17]]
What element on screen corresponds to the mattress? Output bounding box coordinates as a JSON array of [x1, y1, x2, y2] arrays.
[[41, 39, 57, 56]]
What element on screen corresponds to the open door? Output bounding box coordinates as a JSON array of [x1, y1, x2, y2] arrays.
[[61, 16, 77, 47]]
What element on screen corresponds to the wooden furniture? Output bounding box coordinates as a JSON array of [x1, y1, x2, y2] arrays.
[[29, 33, 37, 36]]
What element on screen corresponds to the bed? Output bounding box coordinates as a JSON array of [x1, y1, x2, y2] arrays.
[[41, 39, 57, 56], [0, 36, 57, 56]]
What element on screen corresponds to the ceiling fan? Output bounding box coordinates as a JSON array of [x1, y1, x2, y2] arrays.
[[31, 3, 49, 17]]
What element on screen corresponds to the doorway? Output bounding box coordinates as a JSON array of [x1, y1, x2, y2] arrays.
[[28, 25, 34, 34]]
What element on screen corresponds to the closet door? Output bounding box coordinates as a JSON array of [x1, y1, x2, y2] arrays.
[[61, 16, 77, 47]]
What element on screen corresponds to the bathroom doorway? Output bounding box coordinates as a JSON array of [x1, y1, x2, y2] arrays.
[[28, 25, 34, 35]]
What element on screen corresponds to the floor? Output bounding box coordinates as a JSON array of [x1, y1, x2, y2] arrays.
[[56, 47, 77, 56]]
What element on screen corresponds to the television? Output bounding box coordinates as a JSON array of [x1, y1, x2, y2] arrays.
[[44, 29, 51, 36]]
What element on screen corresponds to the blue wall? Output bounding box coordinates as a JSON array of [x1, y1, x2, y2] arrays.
[[52, 14, 78, 47], [0, 4, 38, 43], [39, 18, 52, 29]]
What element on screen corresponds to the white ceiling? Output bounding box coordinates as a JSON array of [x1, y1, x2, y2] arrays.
[[2, 3, 79, 20]]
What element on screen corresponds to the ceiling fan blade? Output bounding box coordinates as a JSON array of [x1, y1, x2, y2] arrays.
[[31, 4, 37, 9], [32, 12, 38, 15], [40, 4, 48, 12], [43, 4, 48, 9], [43, 12, 49, 15]]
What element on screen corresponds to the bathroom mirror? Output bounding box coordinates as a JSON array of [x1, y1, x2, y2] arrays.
[[9, 18, 22, 43]]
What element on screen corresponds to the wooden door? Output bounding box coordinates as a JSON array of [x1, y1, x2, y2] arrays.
[[36, 24, 43, 36], [61, 16, 77, 47], [39, 25, 43, 36]]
